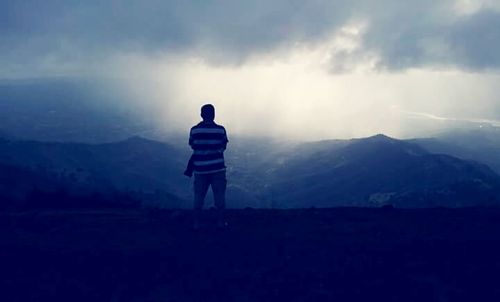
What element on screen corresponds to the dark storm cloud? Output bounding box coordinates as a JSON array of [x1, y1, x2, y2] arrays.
[[0, 1, 347, 62], [362, 4, 500, 71], [1, 0, 500, 73], [448, 10, 500, 70]]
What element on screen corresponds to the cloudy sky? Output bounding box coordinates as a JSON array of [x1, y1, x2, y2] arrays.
[[2, 0, 500, 139]]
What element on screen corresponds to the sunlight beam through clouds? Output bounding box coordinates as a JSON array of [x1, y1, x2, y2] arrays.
[[113, 30, 500, 140]]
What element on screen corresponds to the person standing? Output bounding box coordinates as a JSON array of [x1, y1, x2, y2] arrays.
[[186, 104, 228, 229]]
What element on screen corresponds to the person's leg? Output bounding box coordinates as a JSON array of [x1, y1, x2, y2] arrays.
[[193, 173, 210, 229], [211, 171, 227, 228]]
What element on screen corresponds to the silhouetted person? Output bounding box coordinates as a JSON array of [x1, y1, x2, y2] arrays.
[[186, 104, 228, 229]]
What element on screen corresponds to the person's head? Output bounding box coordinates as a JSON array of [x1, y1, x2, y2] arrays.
[[201, 104, 215, 121]]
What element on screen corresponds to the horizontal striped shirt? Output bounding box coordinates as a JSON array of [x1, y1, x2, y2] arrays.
[[189, 121, 228, 174]]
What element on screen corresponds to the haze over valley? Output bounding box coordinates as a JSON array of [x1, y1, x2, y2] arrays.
[[1, 81, 500, 210]]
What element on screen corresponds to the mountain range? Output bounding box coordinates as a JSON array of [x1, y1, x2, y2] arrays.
[[265, 134, 500, 207], [2, 78, 500, 209], [0, 136, 188, 209], [1, 134, 499, 209], [411, 126, 500, 174]]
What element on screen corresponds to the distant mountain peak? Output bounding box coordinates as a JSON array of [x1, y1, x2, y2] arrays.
[[364, 134, 396, 141], [348, 134, 401, 148]]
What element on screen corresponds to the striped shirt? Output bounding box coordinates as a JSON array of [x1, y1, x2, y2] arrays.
[[189, 121, 228, 174]]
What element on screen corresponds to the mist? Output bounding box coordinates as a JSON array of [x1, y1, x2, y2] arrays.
[[107, 49, 500, 141]]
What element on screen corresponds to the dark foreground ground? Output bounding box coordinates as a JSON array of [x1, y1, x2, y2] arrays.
[[1, 207, 500, 302]]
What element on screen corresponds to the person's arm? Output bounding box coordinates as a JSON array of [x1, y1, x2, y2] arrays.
[[189, 128, 194, 150], [221, 128, 228, 151], [185, 128, 195, 177], [184, 154, 194, 177]]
